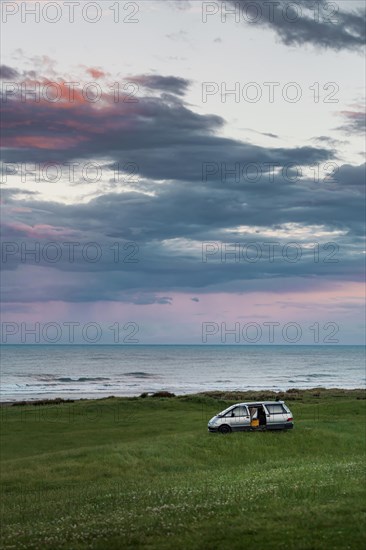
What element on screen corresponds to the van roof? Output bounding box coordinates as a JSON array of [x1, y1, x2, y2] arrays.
[[218, 401, 286, 416], [236, 401, 284, 406]]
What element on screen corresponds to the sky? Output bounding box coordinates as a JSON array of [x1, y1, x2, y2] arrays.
[[0, 0, 365, 344]]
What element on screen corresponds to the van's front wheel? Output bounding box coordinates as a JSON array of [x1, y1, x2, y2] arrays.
[[218, 424, 231, 434]]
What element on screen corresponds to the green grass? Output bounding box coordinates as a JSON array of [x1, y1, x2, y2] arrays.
[[1, 390, 366, 549]]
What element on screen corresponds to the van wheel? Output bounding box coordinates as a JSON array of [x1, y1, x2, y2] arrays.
[[218, 424, 231, 434]]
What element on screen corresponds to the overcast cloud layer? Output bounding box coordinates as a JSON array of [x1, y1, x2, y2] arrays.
[[0, 1, 365, 342]]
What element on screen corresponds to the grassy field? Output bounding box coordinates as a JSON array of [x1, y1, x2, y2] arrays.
[[1, 389, 365, 549]]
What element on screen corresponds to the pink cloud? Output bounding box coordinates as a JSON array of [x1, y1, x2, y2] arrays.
[[86, 67, 107, 80], [3, 221, 78, 239], [4, 134, 88, 150]]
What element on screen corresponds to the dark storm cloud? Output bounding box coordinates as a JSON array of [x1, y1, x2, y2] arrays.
[[0, 65, 20, 79], [1, 65, 364, 304], [114, 294, 173, 305], [1, 71, 331, 187], [336, 163, 366, 189], [1, 152, 365, 304], [224, 0, 365, 51], [244, 129, 279, 139], [132, 75, 191, 96], [1, 77, 332, 183], [261, 132, 279, 139], [336, 110, 366, 135], [312, 136, 349, 148]]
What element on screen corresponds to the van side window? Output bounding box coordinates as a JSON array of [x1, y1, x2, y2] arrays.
[[229, 406, 248, 417], [266, 404, 286, 414]]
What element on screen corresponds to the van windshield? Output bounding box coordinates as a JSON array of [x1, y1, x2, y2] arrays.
[[218, 406, 234, 417]]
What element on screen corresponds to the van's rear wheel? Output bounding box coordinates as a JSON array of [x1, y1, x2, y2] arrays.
[[218, 424, 231, 434]]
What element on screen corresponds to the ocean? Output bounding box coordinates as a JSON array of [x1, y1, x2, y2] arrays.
[[0, 345, 365, 402]]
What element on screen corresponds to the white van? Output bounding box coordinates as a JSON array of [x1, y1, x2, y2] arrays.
[[208, 401, 294, 433]]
